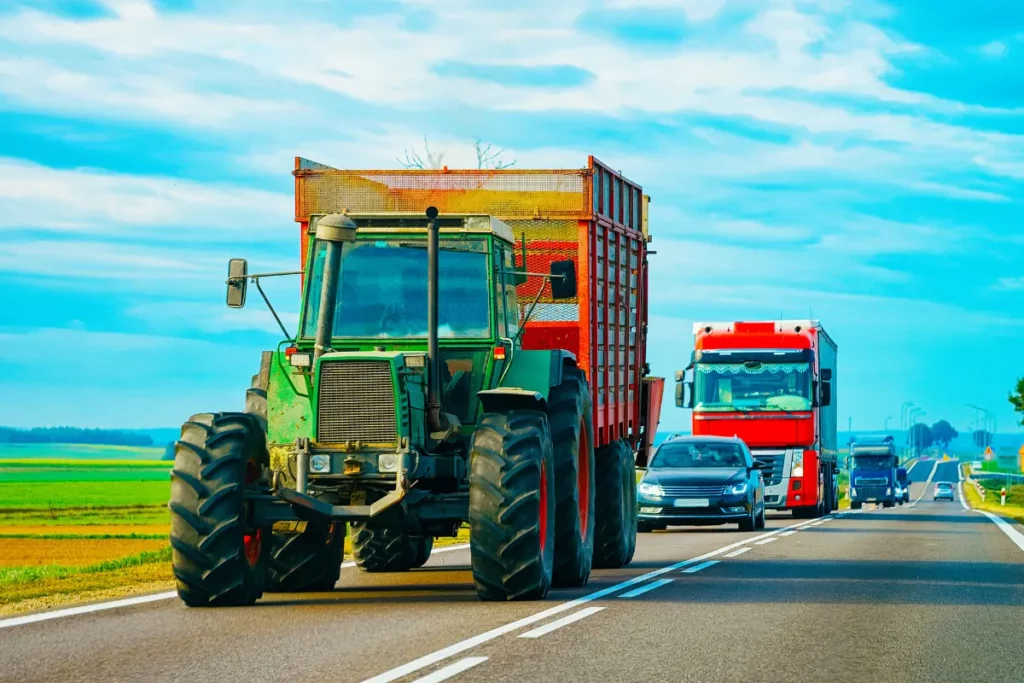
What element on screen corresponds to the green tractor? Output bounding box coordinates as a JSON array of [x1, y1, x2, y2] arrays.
[[169, 208, 598, 605]]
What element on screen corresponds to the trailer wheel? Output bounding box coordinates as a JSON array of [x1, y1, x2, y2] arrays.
[[266, 520, 345, 592], [410, 536, 434, 568], [351, 524, 418, 572], [469, 410, 555, 601], [592, 439, 636, 569], [169, 412, 270, 607], [547, 366, 596, 588]]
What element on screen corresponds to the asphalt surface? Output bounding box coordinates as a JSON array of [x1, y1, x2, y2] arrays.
[[3, 459, 1023, 683]]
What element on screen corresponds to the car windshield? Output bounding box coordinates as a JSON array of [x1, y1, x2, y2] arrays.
[[301, 238, 491, 339], [936, 483, 953, 489], [649, 441, 746, 468], [693, 361, 812, 412]]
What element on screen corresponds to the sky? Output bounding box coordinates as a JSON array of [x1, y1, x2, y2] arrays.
[[0, 0, 1022, 435]]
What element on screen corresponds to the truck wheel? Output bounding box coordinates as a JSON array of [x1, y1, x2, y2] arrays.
[[469, 410, 555, 601], [351, 524, 417, 572], [547, 366, 596, 588], [169, 412, 270, 607], [593, 440, 636, 569], [851, 501, 863, 510], [266, 520, 345, 592], [410, 536, 434, 569]]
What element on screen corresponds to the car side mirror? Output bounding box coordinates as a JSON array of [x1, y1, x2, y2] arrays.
[[820, 381, 832, 407], [751, 460, 768, 470], [226, 258, 248, 308], [549, 260, 577, 300]]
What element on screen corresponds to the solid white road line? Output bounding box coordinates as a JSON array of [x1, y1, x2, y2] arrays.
[[411, 657, 489, 683], [518, 607, 606, 639], [682, 560, 720, 574], [619, 579, 675, 598], [974, 510, 1024, 553], [359, 516, 829, 682], [0, 543, 474, 632], [958, 481, 970, 511], [911, 461, 940, 505], [0, 592, 179, 630], [723, 547, 752, 558], [754, 537, 778, 545]]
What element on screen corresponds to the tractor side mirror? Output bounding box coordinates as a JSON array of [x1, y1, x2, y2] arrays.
[[226, 258, 248, 308], [821, 381, 832, 407], [549, 260, 577, 300]]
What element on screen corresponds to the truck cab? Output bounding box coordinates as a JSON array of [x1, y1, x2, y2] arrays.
[[847, 436, 899, 509]]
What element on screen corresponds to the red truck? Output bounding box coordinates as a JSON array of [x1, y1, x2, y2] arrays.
[[676, 320, 838, 518]]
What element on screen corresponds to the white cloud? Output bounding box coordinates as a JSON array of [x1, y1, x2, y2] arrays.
[[603, 0, 727, 22], [126, 301, 300, 335], [0, 157, 291, 236], [980, 40, 1008, 58], [995, 276, 1024, 291]]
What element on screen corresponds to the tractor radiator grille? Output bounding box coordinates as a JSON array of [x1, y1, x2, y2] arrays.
[[317, 361, 398, 444]]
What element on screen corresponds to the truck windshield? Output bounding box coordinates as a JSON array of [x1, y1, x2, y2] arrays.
[[693, 361, 811, 412], [301, 238, 491, 339], [649, 441, 746, 468], [852, 455, 894, 469]]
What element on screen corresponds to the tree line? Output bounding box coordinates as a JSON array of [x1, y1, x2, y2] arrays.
[[0, 426, 154, 447]]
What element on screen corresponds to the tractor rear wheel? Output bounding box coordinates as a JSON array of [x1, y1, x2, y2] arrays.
[[468, 410, 555, 601], [592, 439, 637, 569], [410, 536, 434, 568], [169, 412, 270, 607], [547, 367, 595, 588], [351, 524, 418, 572], [266, 520, 345, 592]]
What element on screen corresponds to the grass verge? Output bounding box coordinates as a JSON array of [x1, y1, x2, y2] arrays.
[[962, 477, 1024, 526]]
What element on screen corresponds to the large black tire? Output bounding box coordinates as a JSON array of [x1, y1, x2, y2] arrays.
[[410, 536, 434, 569], [351, 524, 418, 572], [592, 439, 636, 569], [468, 410, 555, 601], [266, 520, 345, 592], [547, 367, 596, 588], [738, 506, 756, 532], [169, 412, 270, 607], [755, 504, 766, 530], [851, 501, 863, 510]]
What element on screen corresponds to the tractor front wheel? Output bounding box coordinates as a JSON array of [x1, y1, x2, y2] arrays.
[[469, 410, 555, 601], [169, 412, 270, 607], [351, 524, 418, 572], [266, 520, 345, 592], [410, 536, 434, 568]]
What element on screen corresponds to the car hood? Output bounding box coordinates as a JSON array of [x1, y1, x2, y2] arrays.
[[643, 467, 746, 486]]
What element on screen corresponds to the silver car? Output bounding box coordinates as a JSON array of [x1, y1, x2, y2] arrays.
[[933, 482, 954, 501]]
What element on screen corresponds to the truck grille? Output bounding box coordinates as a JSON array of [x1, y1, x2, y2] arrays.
[[751, 450, 785, 485], [661, 485, 725, 497], [317, 361, 398, 444], [856, 477, 888, 486]]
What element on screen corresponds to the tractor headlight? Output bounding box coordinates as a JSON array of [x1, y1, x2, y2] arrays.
[[378, 454, 401, 473], [289, 352, 312, 368], [309, 454, 331, 474]]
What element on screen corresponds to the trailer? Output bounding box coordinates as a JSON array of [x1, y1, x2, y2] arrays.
[[167, 156, 663, 607]]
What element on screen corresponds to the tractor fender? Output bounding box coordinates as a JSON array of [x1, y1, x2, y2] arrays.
[[477, 349, 578, 414], [477, 388, 548, 414]]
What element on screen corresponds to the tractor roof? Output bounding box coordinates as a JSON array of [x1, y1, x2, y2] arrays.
[[309, 212, 514, 243]]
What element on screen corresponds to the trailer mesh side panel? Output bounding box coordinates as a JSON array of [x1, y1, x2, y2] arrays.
[[317, 361, 398, 444]]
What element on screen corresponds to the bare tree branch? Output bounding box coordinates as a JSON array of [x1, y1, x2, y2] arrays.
[[475, 138, 516, 169], [399, 136, 516, 169]]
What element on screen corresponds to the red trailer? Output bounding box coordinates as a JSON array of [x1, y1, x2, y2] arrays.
[[292, 156, 665, 467]]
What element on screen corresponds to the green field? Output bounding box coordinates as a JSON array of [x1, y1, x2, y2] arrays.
[[0, 443, 166, 460]]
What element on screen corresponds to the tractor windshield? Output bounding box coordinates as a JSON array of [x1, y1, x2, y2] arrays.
[[301, 238, 491, 339]]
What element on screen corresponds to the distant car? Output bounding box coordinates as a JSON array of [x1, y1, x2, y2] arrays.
[[933, 482, 955, 501], [636, 435, 767, 532]]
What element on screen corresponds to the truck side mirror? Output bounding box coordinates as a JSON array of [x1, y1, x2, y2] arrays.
[[821, 381, 832, 407], [674, 369, 684, 382], [675, 381, 694, 409], [549, 260, 577, 300], [226, 258, 248, 308], [821, 368, 832, 381]]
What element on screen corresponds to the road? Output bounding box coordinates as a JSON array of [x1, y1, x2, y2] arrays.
[[3, 459, 1023, 683]]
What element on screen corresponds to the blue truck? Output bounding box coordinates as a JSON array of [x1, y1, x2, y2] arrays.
[[847, 436, 899, 509]]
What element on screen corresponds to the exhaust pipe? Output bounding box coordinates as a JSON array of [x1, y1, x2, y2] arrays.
[[312, 213, 357, 364], [425, 206, 447, 435]]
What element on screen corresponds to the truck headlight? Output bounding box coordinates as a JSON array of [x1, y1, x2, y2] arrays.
[[309, 454, 331, 473], [637, 482, 664, 497], [791, 451, 804, 478], [850, 487, 856, 496], [378, 454, 401, 473], [886, 487, 892, 495], [725, 482, 748, 495]]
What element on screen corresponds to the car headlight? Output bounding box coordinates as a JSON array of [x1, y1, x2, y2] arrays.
[[791, 451, 804, 478], [725, 481, 748, 495], [637, 482, 664, 497]]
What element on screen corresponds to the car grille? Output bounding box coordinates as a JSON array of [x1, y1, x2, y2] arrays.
[[317, 361, 398, 444], [660, 485, 725, 497], [751, 450, 785, 485], [856, 477, 888, 486]]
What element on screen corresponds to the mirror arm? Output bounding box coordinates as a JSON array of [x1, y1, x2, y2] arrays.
[[253, 277, 293, 339]]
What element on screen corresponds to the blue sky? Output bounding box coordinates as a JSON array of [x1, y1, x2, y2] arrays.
[[0, 0, 1022, 435]]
